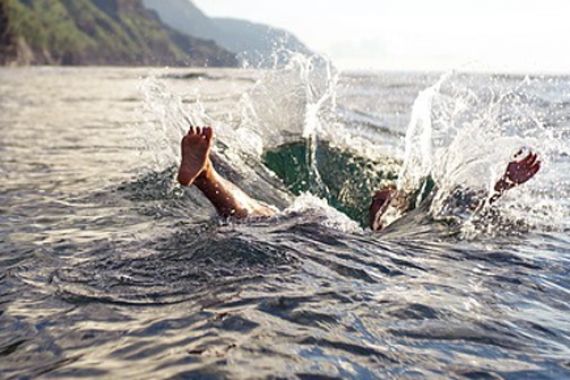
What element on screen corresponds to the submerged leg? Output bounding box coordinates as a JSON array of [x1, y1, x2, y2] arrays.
[[369, 185, 397, 231], [177, 126, 275, 219], [368, 185, 413, 231]]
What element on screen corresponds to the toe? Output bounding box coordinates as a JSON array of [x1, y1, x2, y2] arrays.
[[528, 153, 539, 166], [530, 154, 539, 166], [530, 161, 541, 176], [203, 127, 213, 141], [522, 152, 536, 165]]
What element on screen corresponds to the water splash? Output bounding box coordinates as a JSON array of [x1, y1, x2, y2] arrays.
[[136, 52, 355, 227], [397, 73, 450, 194], [396, 72, 570, 234], [138, 51, 347, 218], [301, 57, 339, 196], [286, 193, 361, 233], [138, 75, 212, 172], [136, 55, 570, 235]]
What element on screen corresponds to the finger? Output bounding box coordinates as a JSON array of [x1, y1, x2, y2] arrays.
[[189, 126, 195, 135], [195, 126, 202, 135]]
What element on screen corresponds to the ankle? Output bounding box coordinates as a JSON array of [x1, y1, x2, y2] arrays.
[[194, 163, 216, 189]]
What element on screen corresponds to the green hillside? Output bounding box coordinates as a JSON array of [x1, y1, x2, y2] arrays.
[[0, 0, 237, 66]]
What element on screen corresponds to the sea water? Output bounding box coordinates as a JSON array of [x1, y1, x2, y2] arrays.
[[1, 63, 569, 378]]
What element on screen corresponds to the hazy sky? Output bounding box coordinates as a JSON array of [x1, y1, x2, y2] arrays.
[[193, 0, 570, 73]]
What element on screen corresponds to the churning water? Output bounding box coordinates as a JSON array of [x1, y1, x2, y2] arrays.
[[1, 61, 570, 379]]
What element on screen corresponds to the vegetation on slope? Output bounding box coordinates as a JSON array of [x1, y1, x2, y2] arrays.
[[142, 0, 312, 66], [0, 0, 237, 66]]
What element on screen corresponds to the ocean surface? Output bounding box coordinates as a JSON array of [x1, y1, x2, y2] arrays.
[[1, 63, 570, 379]]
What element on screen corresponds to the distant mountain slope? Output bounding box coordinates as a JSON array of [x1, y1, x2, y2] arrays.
[[0, 0, 237, 67], [142, 0, 312, 66]]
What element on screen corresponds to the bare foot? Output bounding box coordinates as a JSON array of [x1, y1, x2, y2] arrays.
[[495, 148, 541, 193], [177, 126, 214, 186]]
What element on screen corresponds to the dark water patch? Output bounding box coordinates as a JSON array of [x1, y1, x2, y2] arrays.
[[160, 71, 256, 83], [386, 303, 440, 320], [298, 336, 395, 362], [284, 222, 352, 246], [389, 322, 525, 351], [263, 140, 400, 226], [52, 225, 300, 306], [117, 166, 182, 202], [0, 339, 25, 357], [458, 370, 503, 379], [161, 71, 215, 80], [297, 374, 343, 380], [46, 367, 111, 378], [256, 296, 339, 329], [112, 166, 215, 224]]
